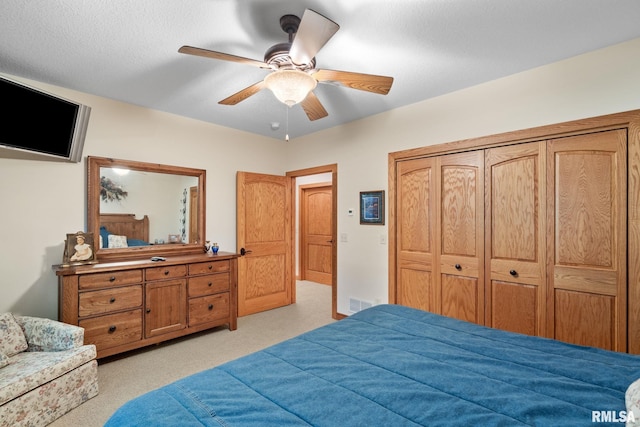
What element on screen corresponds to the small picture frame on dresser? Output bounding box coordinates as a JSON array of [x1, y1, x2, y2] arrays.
[[168, 234, 181, 244], [61, 231, 98, 266]]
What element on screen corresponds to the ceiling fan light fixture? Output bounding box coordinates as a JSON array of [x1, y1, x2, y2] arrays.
[[264, 69, 317, 106]]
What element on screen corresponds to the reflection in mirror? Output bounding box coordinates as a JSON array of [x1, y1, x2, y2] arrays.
[[88, 156, 206, 262], [99, 168, 198, 246]]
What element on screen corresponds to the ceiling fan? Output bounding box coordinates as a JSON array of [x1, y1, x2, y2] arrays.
[[178, 9, 394, 121]]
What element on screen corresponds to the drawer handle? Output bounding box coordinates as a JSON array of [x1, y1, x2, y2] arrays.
[[108, 325, 117, 333], [146, 308, 151, 314], [109, 297, 116, 303], [109, 276, 116, 282], [164, 270, 170, 275], [208, 282, 212, 287], [208, 265, 213, 270], [509, 269, 518, 277], [208, 304, 214, 310], [454, 264, 461, 271]]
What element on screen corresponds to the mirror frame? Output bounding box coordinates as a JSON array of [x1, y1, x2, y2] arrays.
[[88, 156, 206, 262]]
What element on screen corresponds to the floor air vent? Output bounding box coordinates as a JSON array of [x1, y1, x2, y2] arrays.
[[349, 297, 373, 314]]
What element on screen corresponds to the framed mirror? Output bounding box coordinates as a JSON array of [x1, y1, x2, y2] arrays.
[[88, 156, 206, 262]]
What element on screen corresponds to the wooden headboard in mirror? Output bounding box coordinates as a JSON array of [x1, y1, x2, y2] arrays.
[[88, 156, 206, 262]]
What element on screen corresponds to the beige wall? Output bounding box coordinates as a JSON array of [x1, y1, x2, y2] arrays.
[[2, 37, 640, 319], [286, 37, 640, 315], [0, 79, 286, 319]]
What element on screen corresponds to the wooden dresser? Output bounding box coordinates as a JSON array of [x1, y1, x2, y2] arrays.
[[55, 252, 238, 358]]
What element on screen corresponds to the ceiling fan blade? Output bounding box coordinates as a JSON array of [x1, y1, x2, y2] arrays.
[[219, 81, 266, 105], [179, 45, 272, 69], [289, 9, 339, 66], [313, 69, 393, 95], [300, 91, 328, 121]]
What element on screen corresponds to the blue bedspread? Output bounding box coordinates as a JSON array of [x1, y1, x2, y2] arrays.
[[105, 304, 640, 426]]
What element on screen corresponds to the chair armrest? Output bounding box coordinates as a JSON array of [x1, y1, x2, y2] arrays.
[[15, 315, 85, 351]]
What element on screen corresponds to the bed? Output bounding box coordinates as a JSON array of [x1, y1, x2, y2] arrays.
[[99, 213, 150, 248], [105, 304, 640, 426]]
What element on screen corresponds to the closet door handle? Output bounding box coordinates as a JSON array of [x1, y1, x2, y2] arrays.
[[240, 248, 252, 256], [509, 269, 518, 277], [454, 264, 462, 271]]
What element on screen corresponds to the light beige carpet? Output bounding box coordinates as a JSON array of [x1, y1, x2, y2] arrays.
[[50, 281, 334, 426]]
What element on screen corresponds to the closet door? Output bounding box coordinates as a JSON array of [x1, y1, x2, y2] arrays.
[[436, 151, 485, 324], [485, 142, 546, 336], [395, 157, 436, 311], [547, 130, 627, 351]]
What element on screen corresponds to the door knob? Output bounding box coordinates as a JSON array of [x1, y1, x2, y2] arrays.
[[240, 248, 253, 256]]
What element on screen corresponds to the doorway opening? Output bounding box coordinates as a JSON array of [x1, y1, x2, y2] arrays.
[[287, 164, 338, 319]]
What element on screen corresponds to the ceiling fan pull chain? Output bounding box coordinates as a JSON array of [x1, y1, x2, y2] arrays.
[[285, 104, 290, 142]]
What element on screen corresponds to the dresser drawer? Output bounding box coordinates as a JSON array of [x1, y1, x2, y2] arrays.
[[79, 285, 142, 317], [78, 270, 143, 290], [80, 309, 142, 350], [188, 273, 229, 297], [189, 293, 230, 327], [145, 264, 187, 281], [189, 260, 230, 275]]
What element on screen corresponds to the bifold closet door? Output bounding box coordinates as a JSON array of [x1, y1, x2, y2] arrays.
[[485, 142, 547, 337], [395, 152, 484, 322], [436, 151, 485, 324], [395, 157, 436, 311], [547, 130, 627, 352]]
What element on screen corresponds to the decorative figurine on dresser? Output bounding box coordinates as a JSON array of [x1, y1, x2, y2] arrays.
[[53, 157, 238, 359]]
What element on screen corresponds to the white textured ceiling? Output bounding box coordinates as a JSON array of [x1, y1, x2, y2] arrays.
[[1, 0, 640, 141]]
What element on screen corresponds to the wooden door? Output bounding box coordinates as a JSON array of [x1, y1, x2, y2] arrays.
[[485, 142, 546, 336], [144, 279, 187, 338], [236, 172, 292, 316], [436, 151, 484, 324], [547, 130, 627, 351], [300, 184, 333, 285], [395, 157, 436, 311]]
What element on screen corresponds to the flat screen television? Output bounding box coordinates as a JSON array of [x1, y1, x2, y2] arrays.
[[0, 75, 91, 163]]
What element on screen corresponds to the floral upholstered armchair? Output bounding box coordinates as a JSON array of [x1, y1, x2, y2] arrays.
[[0, 313, 98, 426]]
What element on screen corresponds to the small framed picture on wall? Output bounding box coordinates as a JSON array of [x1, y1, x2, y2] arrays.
[[360, 190, 385, 225]]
